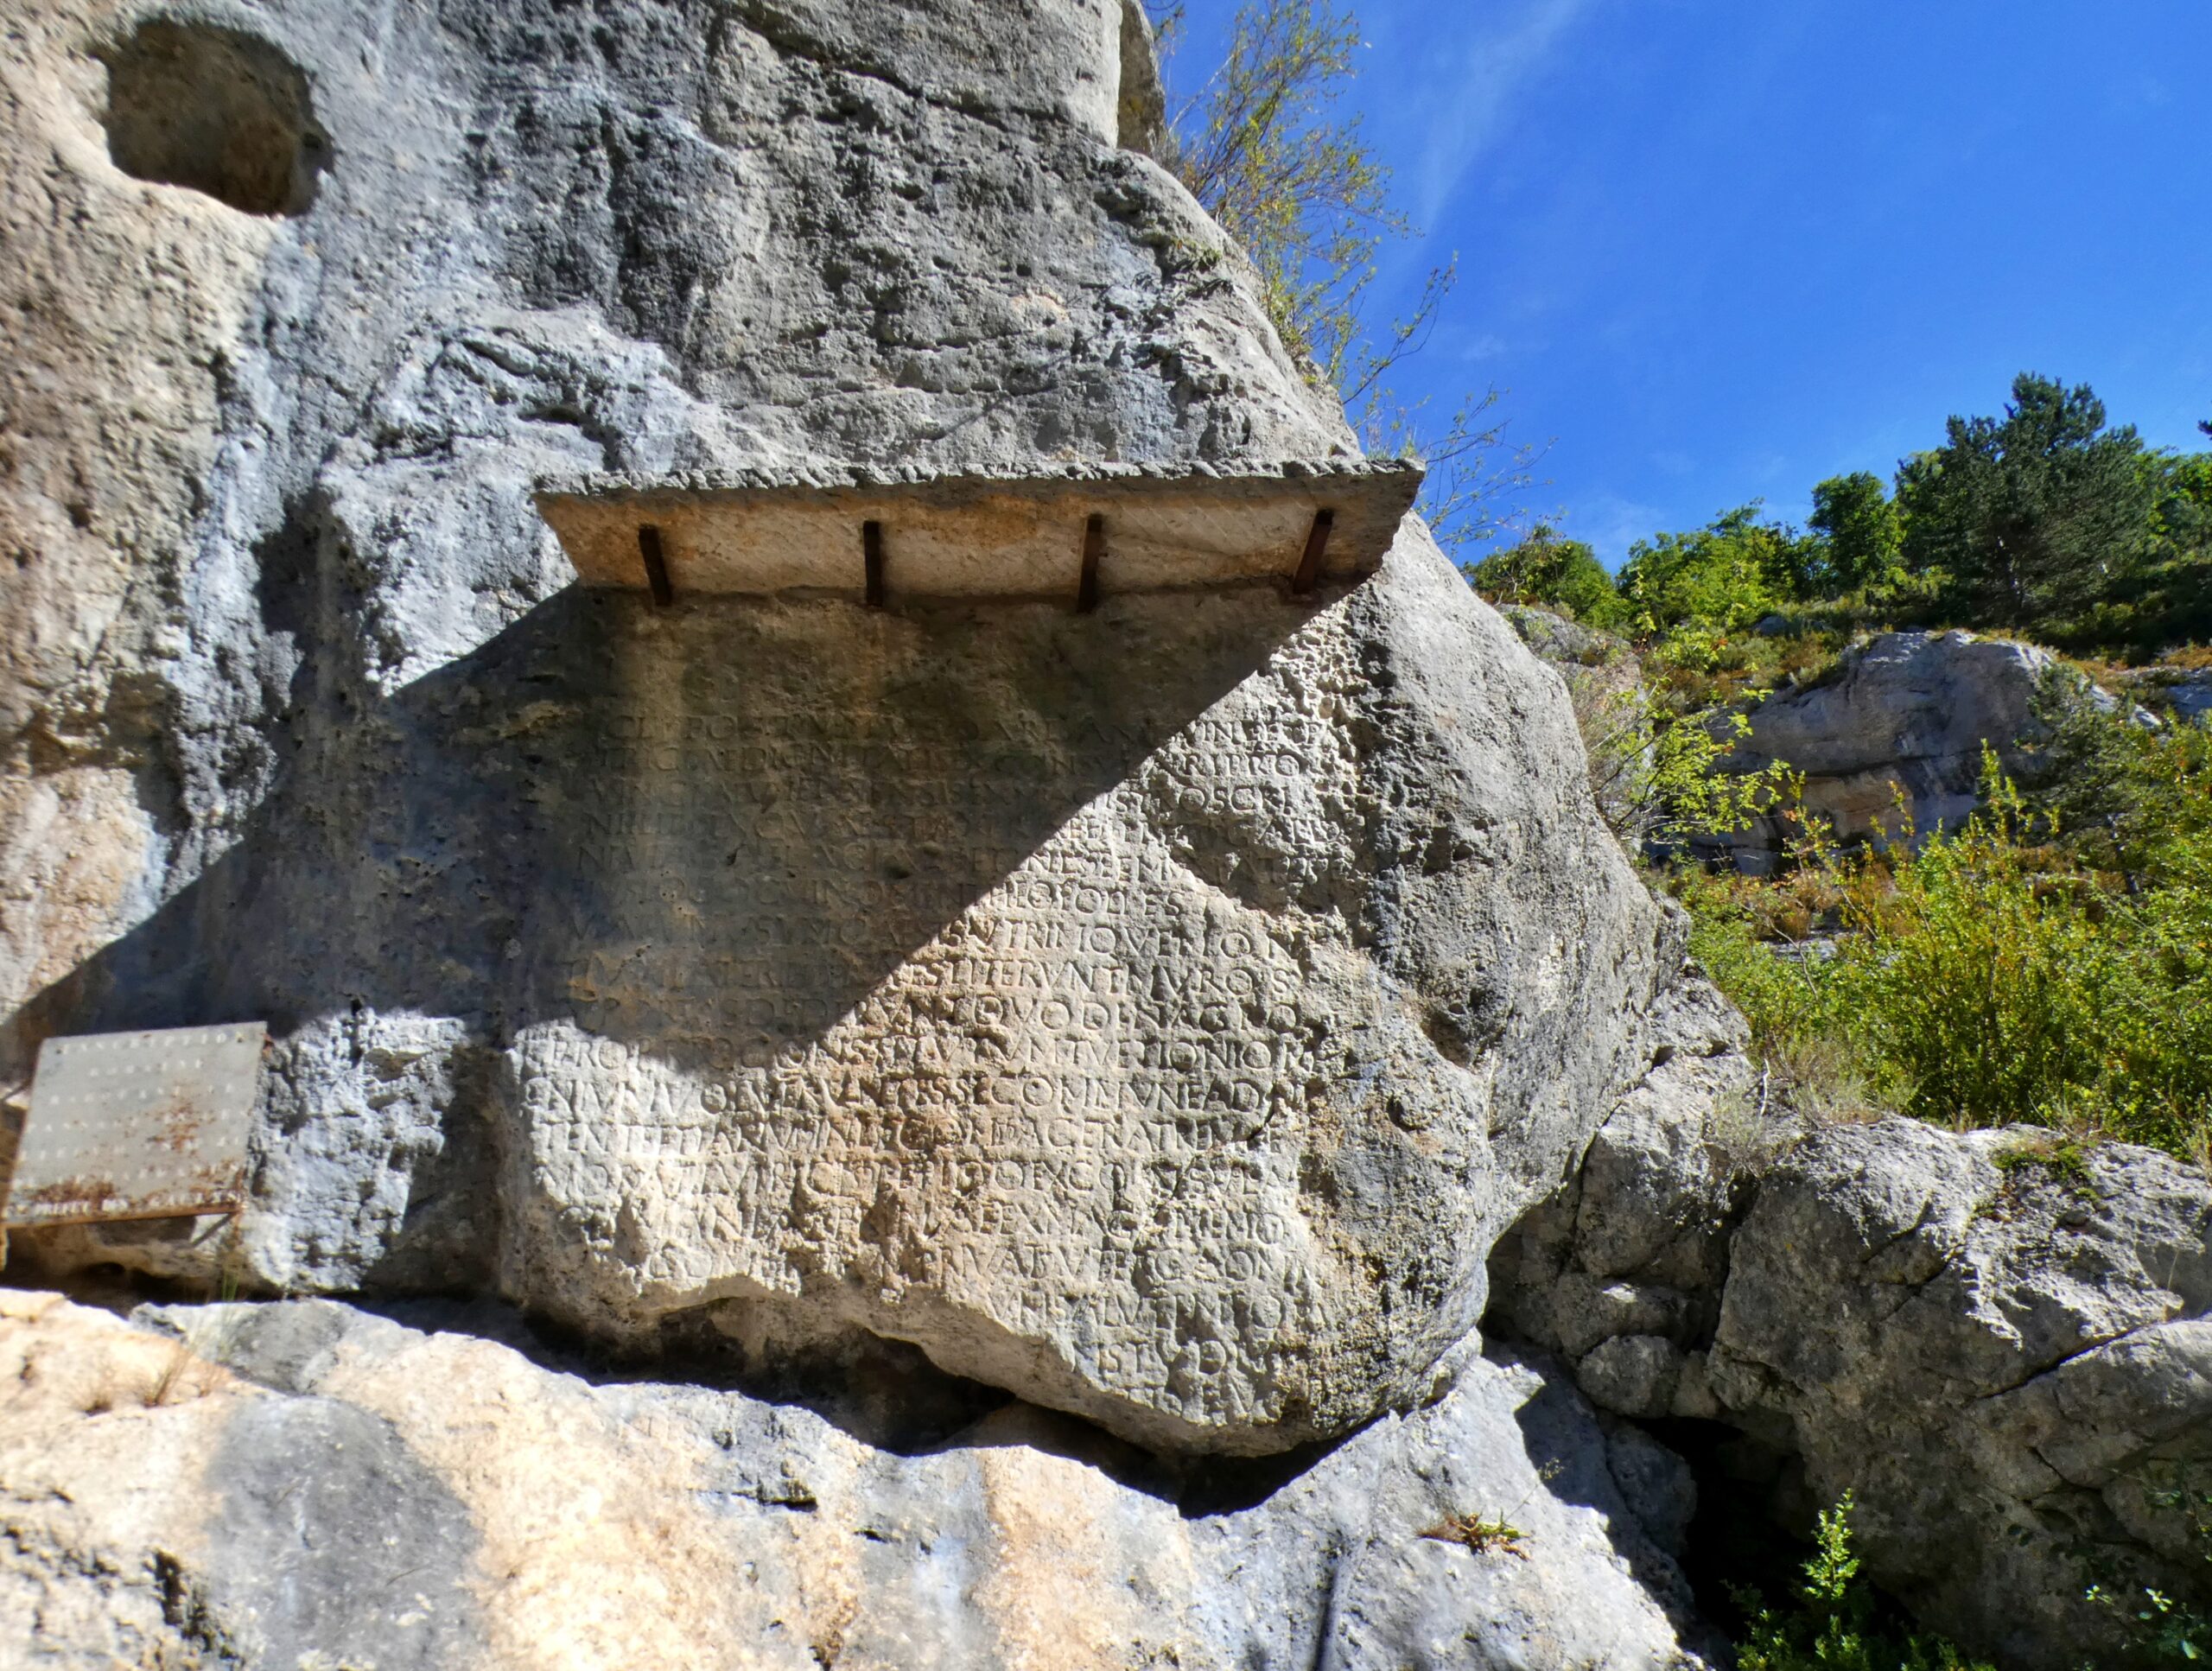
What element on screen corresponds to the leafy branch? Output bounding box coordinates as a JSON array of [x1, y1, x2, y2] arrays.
[[1155, 0, 1541, 551]]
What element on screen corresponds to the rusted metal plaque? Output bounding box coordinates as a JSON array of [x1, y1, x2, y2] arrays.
[[3, 1023, 265, 1228]]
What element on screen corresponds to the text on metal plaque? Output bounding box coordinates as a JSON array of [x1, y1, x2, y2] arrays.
[[3, 1023, 265, 1228]]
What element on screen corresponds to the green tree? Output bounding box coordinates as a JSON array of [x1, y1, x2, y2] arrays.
[[1896, 373, 2153, 626], [1616, 505, 1821, 639], [1160, 0, 1536, 550], [1463, 526, 1623, 626], [1166, 0, 1390, 387], [1810, 471, 1903, 593]]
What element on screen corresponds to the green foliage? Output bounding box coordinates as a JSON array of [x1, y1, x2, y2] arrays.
[[1419, 1510, 1529, 1560], [1680, 874, 1851, 1062], [1677, 721, 2212, 1157], [1511, 372, 2209, 658], [1160, 0, 1536, 551], [1811, 472, 1904, 592], [2107, 448, 2212, 650], [1734, 1496, 1993, 1671], [1897, 373, 2155, 629], [1165, 0, 1390, 387], [2086, 1473, 2212, 1665], [1832, 765, 2116, 1133], [1463, 525, 1624, 626], [1646, 711, 1796, 848], [1449, 374, 2203, 660], [1617, 505, 1825, 642]]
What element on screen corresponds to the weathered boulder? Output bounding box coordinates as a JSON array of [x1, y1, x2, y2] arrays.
[[1710, 1121, 2212, 1668], [1, 0, 1668, 1458], [1491, 1083, 2212, 1669], [2170, 672, 2212, 726], [0, 0, 1325, 1033], [1485, 963, 1756, 1415], [2126, 665, 2212, 728], [22, 513, 1667, 1458], [1701, 629, 2071, 865], [0, 1289, 1715, 1670], [1497, 602, 1651, 835]]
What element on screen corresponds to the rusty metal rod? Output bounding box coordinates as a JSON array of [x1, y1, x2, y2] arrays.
[[1077, 513, 1104, 613], [1290, 507, 1335, 595], [638, 524, 674, 607]]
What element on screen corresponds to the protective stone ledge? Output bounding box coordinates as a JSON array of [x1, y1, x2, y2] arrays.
[[533, 457, 1424, 600]]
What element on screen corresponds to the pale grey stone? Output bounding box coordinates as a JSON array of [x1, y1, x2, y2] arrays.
[[1, 0, 1668, 1462], [1491, 1100, 2212, 1669], [4, 1292, 1717, 1671], [1605, 1418, 1700, 1558], [1707, 1120, 2212, 1669], [2126, 667, 2212, 728], [2171, 673, 2212, 726], [1701, 629, 2096, 861], [1579, 1334, 1685, 1419], [1497, 601, 1653, 836], [1485, 963, 1758, 1361]]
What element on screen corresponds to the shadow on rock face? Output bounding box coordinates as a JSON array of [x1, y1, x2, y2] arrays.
[[11, 575, 1318, 1274], [26, 579, 1309, 1061], [205, 1397, 483, 1667], [99, 20, 331, 216], [1505, 1350, 1713, 1647]]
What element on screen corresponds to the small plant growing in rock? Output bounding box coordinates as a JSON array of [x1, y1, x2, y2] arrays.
[[2086, 1582, 2208, 1665], [141, 1336, 197, 1408], [2085, 1472, 2212, 1664], [1733, 1496, 1993, 1671], [1984, 1131, 2107, 1223], [1420, 1510, 1530, 1560], [1419, 1463, 1562, 1561]]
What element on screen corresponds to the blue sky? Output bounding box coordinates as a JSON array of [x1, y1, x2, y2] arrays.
[[1156, 2, 2212, 565]]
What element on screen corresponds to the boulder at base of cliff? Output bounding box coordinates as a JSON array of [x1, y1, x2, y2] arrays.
[[3, 0, 1666, 1463], [1491, 1013, 2212, 1671], [0, 1290, 1714, 1671]]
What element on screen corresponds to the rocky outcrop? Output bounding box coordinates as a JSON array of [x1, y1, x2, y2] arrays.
[[1497, 603, 1652, 836], [1701, 630, 2074, 866], [1712, 1121, 2212, 1668], [10, 3, 2204, 1666], [1, 0, 1671, 1462], [2126, 665, 2212, 728], [0, 0, 1336, 1032], [1486, 966, 1758, 1429], [0, 1289, 1713, 1669], [1491, 1031, 2212, 1669]]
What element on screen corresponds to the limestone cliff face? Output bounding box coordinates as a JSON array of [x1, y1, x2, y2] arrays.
[[0, 0, 1335, 1032], [0, 0, 1667, 1458]]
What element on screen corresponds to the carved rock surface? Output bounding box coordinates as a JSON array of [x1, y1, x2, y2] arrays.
[[0, 1290, 1713, 1670], [0, 0, 1664, 1454]]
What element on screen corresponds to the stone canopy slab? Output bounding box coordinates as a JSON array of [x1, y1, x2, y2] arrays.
[[533, 458, 1423, 601]]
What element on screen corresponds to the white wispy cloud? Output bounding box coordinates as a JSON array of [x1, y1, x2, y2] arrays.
[[1397, 0, 1600, 230]]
